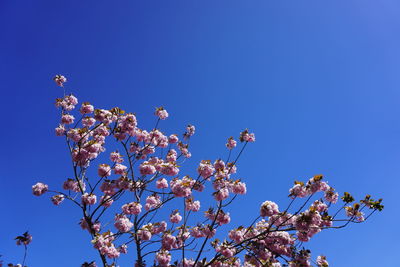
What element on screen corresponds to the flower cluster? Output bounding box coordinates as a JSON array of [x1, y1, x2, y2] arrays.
[[30, 76, 383, 267], [15, 232, 32, 246]]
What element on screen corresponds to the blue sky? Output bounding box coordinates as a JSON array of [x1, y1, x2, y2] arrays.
[[1, 0, 399, 266]]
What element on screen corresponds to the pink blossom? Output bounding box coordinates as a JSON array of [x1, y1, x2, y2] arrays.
[[100, 181, 116, 195], [81, 193, 97, 205], [51, 194, 65, 205], [216, 243, 236, 258], [149, 129, 168, 147], [92, 232, 117, 256], [213, 179, 228, 191], [289, 183, 308, 198], [72, 148, 93, 167], [216, 211, 231, 225], [311, 200, 328, 213], [214, 188, 229, 201], [185, 198, 201, 212], [170, 211, 182, 223], [226, 137, 237, 149], [270, 212, 296, 227], [197, 160, 215, 179], [231, 181, 247, 195], [156, 178, 169, 189], [152, 221, 167, 234], [260, 201, 279, 217], [122, 202, 142, 215], [63, 178, 86, 192], [55, 124, 65, 136], [177, 228, 190, 242], [129, 142, 140, 154], [115, 177, 131, 190], [32, 182, 48, 196], [190, 226, 205, 238], [61, 114, 75, 125], [160, 163, 179, 176], [55, 94, 78, 111], [66, 128, 81, 142], [205, 209, 230, 225], [156, 250, 171, 266], [80, 102, 94, 114], [247, 133, 255, 142], [98, 164, 111, 177], [67, 94, 78, 105], [93, 125, 110, 137], [53, 74, 67, 87], [137, 228, 152, 241], [239, 129, 256, 142], [135, 129, 150, 143], [114, 214, 133, 232], [139, 162, 156, 176], [87, 142, 103, 153], [145, 195, 161, 210], [170, 177, 192, 197], [293, 210, 323, 239], [114, 163, 127, 175], [308, 178, 330, 193], [229, 228, 245, 243], [94, 109, 115, 125], [118, 244, 128, 254], [202, 225, 216, 238], [162, 233, 178, 250], [324, 188, 339, 203], [185, 124, 195, 138], [148, 156, 162, 167], [82, 117, 96, 127], [166, 149, 177, 162], [213, 159, 226, 171], [168, 134, 179, 144], [92, 222, 101, 233], [100, 244, 120, 259], [155, 107, 169, 120], [178, 142, 191, 158], [110, 151, 123, 163], [118, 113, 137, 134]]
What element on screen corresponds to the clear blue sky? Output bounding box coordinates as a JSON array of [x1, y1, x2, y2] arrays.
[[1, 0, 399, 266]]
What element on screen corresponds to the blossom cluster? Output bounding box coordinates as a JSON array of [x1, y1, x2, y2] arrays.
[[29, 76, 383, 267]]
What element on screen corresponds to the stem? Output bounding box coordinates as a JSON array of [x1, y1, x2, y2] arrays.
[[22, 245, 27, 267], [193, 201, 222, 266], [134, 215, 144, 267]]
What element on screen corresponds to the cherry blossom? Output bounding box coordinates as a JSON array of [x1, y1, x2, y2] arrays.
[[27, 77, 383, 267]]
